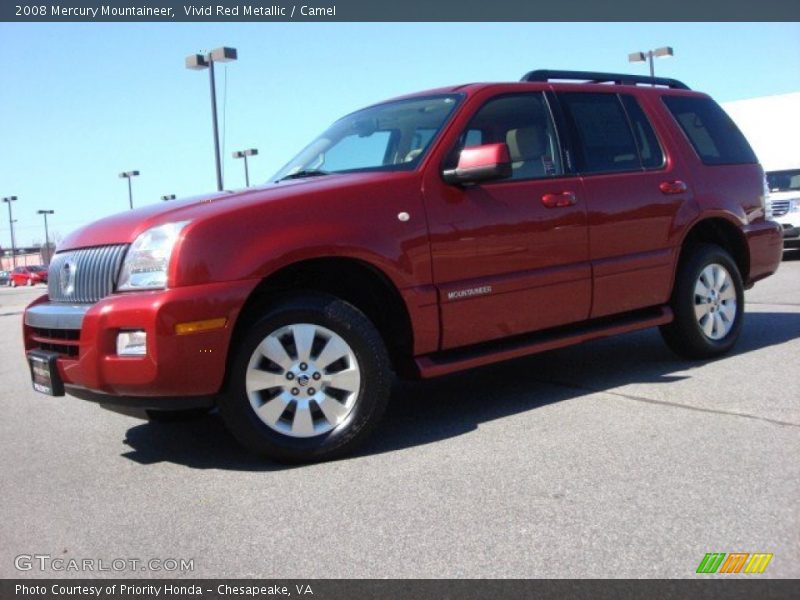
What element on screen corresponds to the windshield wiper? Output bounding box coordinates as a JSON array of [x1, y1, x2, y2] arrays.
[[277, 169, 330, 182]]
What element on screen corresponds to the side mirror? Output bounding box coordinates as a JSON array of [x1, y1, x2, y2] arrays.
[[442, 143, 512, 185]]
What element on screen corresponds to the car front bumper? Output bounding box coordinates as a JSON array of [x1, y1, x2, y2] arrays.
[[775, 214, 800, 247], [23, 280, 258, 405]]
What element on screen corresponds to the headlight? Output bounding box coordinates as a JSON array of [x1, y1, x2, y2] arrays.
[[117, 221, 189, 291]]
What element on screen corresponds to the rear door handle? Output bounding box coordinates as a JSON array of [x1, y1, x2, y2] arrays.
[[659, 180, 688, 195], [541, 191, 577, 208]]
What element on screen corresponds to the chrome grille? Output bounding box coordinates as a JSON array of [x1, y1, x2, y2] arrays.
[[770, 200, 790, 217], [47, 245, 129, 304]]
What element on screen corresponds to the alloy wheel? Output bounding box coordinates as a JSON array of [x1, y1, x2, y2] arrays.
[[245, 323, 361, 438], [693, 263, 737, 340]]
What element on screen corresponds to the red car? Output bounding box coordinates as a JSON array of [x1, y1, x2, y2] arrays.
[[11, 265, 48, 287], [23, 70, 782, 462]]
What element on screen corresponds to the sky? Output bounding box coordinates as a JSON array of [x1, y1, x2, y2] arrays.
[[1, 22, 799, 247]]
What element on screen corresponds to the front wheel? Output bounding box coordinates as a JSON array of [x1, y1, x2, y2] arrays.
[[660, 244, 745, 359], [220, 293, 392, 463]]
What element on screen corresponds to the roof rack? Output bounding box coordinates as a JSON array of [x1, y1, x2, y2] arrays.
[[520, 69, 690, 90]]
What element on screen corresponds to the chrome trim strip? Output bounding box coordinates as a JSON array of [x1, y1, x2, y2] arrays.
[[25, 303, 90, 330]]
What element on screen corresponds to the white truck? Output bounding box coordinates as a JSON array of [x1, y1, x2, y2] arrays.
[[723, 92, 800, 248]]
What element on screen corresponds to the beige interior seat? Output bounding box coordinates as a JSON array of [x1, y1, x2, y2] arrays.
[[506, 127, 547, 178]]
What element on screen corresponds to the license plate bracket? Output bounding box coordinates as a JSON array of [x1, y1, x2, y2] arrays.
[[27, 350, 65, 397]]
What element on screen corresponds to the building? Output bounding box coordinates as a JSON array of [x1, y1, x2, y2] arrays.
[[722, 92, 800, 172]]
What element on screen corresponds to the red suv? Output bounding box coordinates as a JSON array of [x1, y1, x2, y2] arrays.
[[11, 265, 48, 287], [23, 70, 782, 462]]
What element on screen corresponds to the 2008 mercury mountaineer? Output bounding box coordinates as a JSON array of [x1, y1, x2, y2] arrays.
[[23, 70, 783, 462]]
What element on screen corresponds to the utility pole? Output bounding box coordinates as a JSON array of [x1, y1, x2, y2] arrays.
[[2, 196, 18, 268], [37, 209, 55, 264]]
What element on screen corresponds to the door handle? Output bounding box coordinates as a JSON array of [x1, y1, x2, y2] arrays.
[[659, 180, 688, 195], [541, 191, 577, 208]]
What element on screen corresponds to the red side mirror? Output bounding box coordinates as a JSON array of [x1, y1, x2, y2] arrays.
[[442, 143, 512, 184]]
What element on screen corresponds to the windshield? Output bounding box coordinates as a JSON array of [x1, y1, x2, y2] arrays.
[[767, 169, 800, 192], [271, 94, 461, 181]]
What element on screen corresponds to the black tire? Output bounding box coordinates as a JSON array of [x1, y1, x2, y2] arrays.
[[219, 293, 392, 463], [145, 408, 210, 423], [660, 243, 745, 359]]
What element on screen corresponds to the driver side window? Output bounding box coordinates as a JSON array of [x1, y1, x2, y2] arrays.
[[450, 94, 563, 181]]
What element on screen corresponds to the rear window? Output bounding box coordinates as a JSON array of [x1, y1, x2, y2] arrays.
[[620, 95, 664, 169], [559, 92, 640, 174], [663, 96, 757, 166]]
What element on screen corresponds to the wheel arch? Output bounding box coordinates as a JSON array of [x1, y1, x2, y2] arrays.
[[228, 256, 415, 375], [675, 216, 750, 285]]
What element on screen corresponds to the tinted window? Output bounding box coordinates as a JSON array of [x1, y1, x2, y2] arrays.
[[451, 94, 563, 180], [463, 129, 483, 148], [766, 169, 800, 192], [663, 96, 757, 165], [559, 93, 639, 174], [621, 95, 664, 169]]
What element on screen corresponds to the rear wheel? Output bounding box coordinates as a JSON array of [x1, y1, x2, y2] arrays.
[[220, 293, 392, 463], [660, 244, 744, 359]]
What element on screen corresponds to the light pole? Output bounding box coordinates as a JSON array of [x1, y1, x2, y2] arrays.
[[233, 148, 258, 187], [2, 196, 17, 268], [37, 209, 54, 265], [119, 170, 140, 210], [185, 47, 238, 192], [161, 194, 176, 202], [628, 47, 674, 81]]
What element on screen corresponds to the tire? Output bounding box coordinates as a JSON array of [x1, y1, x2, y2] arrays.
[[660, 243, 745, 359], [219, 293, 392, 463], [145, 408, 210, 423]]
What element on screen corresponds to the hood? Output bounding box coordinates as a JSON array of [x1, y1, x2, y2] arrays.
[[58, 172, 393, 251]]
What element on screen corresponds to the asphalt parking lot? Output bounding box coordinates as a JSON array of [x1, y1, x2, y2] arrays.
[[1, 253, 798, 579]]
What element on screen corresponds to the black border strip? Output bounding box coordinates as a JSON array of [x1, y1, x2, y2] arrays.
[[2, 0, 800, 22], [1, 579, 798, 600]]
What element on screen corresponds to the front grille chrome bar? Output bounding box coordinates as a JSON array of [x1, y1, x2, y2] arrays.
[[47, 244, 129, 304]]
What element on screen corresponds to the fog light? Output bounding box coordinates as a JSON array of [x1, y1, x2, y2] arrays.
[[117, 330, 147, 356]]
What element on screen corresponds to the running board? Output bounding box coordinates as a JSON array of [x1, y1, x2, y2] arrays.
[[415, 305, 673, 378]]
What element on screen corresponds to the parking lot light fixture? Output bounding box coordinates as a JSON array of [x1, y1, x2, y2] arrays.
[[36, 209, 55, 265], [628, 46, 674, 81], [119, 171, 140, 210], [233, 148, 259, 187], [2, 196, 18, 268], [185, 47, 238, 192], [161, 194, 176, 202]]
